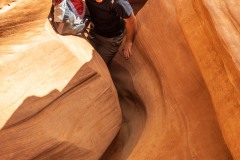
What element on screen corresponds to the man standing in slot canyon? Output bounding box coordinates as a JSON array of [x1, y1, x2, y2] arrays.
[[86, 0, 137, 64]]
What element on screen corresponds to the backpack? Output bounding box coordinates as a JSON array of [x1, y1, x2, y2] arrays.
[[50, 0, 89, 36]]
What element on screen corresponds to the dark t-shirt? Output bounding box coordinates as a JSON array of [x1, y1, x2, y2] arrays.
[[86, 0, 133, 37]]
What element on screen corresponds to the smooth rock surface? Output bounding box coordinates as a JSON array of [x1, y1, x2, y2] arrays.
[[1, 0, 240, 160], [103, 0, 239, 159], [0, 1, 121, 159]]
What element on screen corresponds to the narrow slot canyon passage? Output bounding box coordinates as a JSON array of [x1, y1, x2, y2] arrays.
[[1, 0, 240, 160]]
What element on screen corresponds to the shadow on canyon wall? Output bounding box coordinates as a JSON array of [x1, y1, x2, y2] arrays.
[[0, 52, 121, 160], [1, 0, 238, 159], [100, 1, 148, 159]]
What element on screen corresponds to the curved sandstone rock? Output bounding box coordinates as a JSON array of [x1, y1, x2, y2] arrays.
[[103, 0, 239, 160], [1, 0, 240, 160], [0, 1, 121, 159]]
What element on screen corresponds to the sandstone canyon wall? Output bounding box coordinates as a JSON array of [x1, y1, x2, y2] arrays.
[[0, 0, 121, 159], [1, 0, 240, 160], [104, 0, 239, 159]]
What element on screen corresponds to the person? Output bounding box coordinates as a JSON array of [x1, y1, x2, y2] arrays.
[[85, 0, 136, 64]]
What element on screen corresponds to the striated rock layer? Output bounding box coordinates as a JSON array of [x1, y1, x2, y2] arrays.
[[1, 0, 240, 160], [103, 0, 239, 160], [0, 0, 121, 159]]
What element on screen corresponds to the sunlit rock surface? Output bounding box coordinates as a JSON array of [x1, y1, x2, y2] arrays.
[[103, 0, 239, 160], [1, 0, 240, 160], [0, 0, 121, 159]]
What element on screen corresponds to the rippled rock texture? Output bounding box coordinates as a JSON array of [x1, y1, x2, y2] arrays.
[[0, 0, 121, 159], [1, 0, 240, 160]]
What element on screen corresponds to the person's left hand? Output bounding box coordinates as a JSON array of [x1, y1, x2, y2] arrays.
[[122, 41, 133, 59]]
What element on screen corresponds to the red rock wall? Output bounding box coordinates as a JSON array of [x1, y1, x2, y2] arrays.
[[176, 0, 240, 159], [0, 1, 121, 159], [1, 0, 240, 160], [103, 0, 239, 159]]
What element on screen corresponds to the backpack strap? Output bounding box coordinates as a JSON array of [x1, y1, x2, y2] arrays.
[[76, 16, 93, 39]]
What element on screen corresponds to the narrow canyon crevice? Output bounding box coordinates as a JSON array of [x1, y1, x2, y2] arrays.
[[1, 0, 240, 160]]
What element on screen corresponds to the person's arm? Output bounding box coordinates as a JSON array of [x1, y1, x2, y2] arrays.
[[122, 12, 137, 59]]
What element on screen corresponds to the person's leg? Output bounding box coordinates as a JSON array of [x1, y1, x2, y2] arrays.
[[88, 30, 124, 64]]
